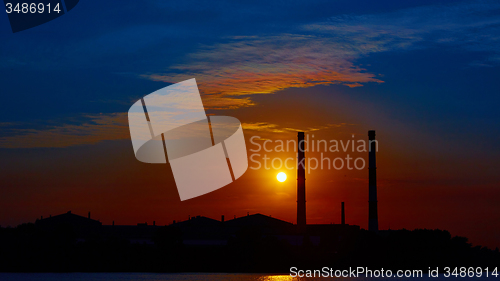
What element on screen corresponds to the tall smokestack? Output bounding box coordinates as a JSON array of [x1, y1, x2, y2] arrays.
[[341, 202, 345, 225], [297, 132, 306, 227], [368, 130, 379, 232]]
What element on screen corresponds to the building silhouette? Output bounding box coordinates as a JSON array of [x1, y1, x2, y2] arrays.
[[32, 131, 378, 245]]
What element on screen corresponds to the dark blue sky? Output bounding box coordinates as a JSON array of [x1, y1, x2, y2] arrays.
[[2, 0, 499, 123]]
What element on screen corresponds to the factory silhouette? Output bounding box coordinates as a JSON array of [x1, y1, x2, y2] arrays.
[[1, 131, 499, 272], [34, 130, 373, 246]]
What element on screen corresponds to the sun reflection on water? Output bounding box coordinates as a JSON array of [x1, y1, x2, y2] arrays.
[[257, 275, 300, 281]]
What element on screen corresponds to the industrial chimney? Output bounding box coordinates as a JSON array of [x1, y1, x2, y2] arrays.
[[297, 132, 306, 228], [341, 202, 345, 225], [368, 130, 379, 232]]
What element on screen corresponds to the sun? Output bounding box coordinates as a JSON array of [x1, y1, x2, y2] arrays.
[[277, 172, 287, 182]]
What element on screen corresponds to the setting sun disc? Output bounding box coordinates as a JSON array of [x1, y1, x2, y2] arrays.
[[277, 172, 287, 182]]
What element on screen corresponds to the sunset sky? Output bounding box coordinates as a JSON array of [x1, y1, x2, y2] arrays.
[[1, 0, 499, 249]]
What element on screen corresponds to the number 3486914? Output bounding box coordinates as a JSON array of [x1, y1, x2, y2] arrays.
[[5, 3, 61, 14]]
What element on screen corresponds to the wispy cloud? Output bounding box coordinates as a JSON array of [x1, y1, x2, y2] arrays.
[[305, 1, 500, 63], [242, 122, 347, 133], [144, 34, 384, 109], [144, 1, 500, 109], [0, 114, 129, 148]]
